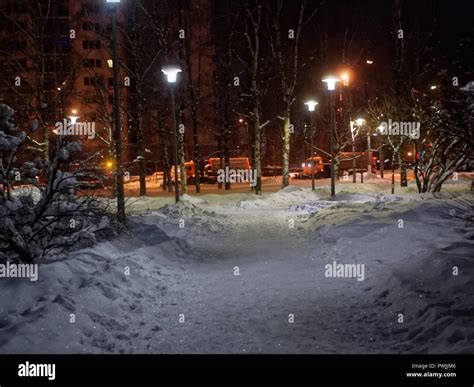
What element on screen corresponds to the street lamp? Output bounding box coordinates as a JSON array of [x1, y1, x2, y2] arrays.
[[352, 118, 373, 176], [106, 0, 125, 223], [69, 109, 79, 125], [304, 100, 318, 191], [350, 118, 364, 183], [322, 75, 340, 196], [356, 118, 372, 176], [340, 72, 350, 87], [322, 75, 340, 91], [162, 64, 182, 203], [162, 65, 182, 83], [376, 125, 386, 178]]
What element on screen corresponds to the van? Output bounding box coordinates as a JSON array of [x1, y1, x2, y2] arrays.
[[204, 157, 251, 183], [300, 156, 325, 178], [337, 152, 376, 175], [170, 161, 196, 184]]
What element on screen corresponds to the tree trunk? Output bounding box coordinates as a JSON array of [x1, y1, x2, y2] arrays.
[[158, 114, 172, 192], [223, 126, 231, 190], [250, 125, 256, 192], [138, 115, 147, 196], [179, 131, 187, 194], [139, 159, 146, 196], [254, 110, 262, 195], [191, 112, 201, 193], [391, 152, 397, 194], [281, 110, 291, 188], [400, 151, 408, 187]]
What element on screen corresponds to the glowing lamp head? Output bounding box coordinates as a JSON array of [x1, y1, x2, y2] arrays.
[[355, 118, 365, 126], [304, 100, 318, 112], [68, 110, 79, 124], [341, 72, 350, 86], [322, 75, 340, 91], [430, 85, 437, 90], [162, 65, 182, 84]]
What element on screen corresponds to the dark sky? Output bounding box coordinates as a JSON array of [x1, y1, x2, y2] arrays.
[[277, 0, 474, 107]]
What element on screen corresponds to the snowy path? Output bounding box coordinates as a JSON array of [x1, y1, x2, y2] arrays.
[[149, 205, 380, 354], [1, 187, 473, 354]]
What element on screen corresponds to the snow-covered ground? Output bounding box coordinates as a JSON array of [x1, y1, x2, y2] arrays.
[[1, 179, 473, 354]]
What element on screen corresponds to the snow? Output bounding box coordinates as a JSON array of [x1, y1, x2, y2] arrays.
[[0, 182, 473, 354]]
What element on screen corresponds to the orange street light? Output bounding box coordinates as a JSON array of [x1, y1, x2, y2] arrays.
[[341, 72, 350, 86]]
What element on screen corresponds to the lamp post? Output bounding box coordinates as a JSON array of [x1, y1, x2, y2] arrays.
[[304, 100, 318, 191], [352, 118, 367, 182], [367, 128, 372, 176], [349, 119, 364, 183], [106, 0, 125, 222], [340, 71, 355, 183], [322, 75, 340, 197], [377, 125, 385, 179], [239, 118, 250, 154], [162, 65, 182, 203]]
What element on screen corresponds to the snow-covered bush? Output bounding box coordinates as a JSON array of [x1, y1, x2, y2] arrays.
[[0, 104, 117, 263], [411, 77, 474, 192]]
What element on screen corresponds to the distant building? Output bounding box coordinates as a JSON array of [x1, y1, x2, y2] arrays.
[[0, 0, 218, 171]]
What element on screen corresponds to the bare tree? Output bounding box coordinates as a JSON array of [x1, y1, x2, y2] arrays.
[[411, 78, 473, 192], [237, 0, 272, 195], [267, 0, 323, 187], [120, 1, 162, 196], [177, 0, 214, 193], [366, 95, 411, 194]]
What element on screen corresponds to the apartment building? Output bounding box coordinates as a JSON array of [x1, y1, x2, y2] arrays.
[[0, 0, 218, 172]]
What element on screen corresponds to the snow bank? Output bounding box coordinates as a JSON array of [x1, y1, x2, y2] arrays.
[[0, 219, 198, 353], [312, 195, 474, 353]]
